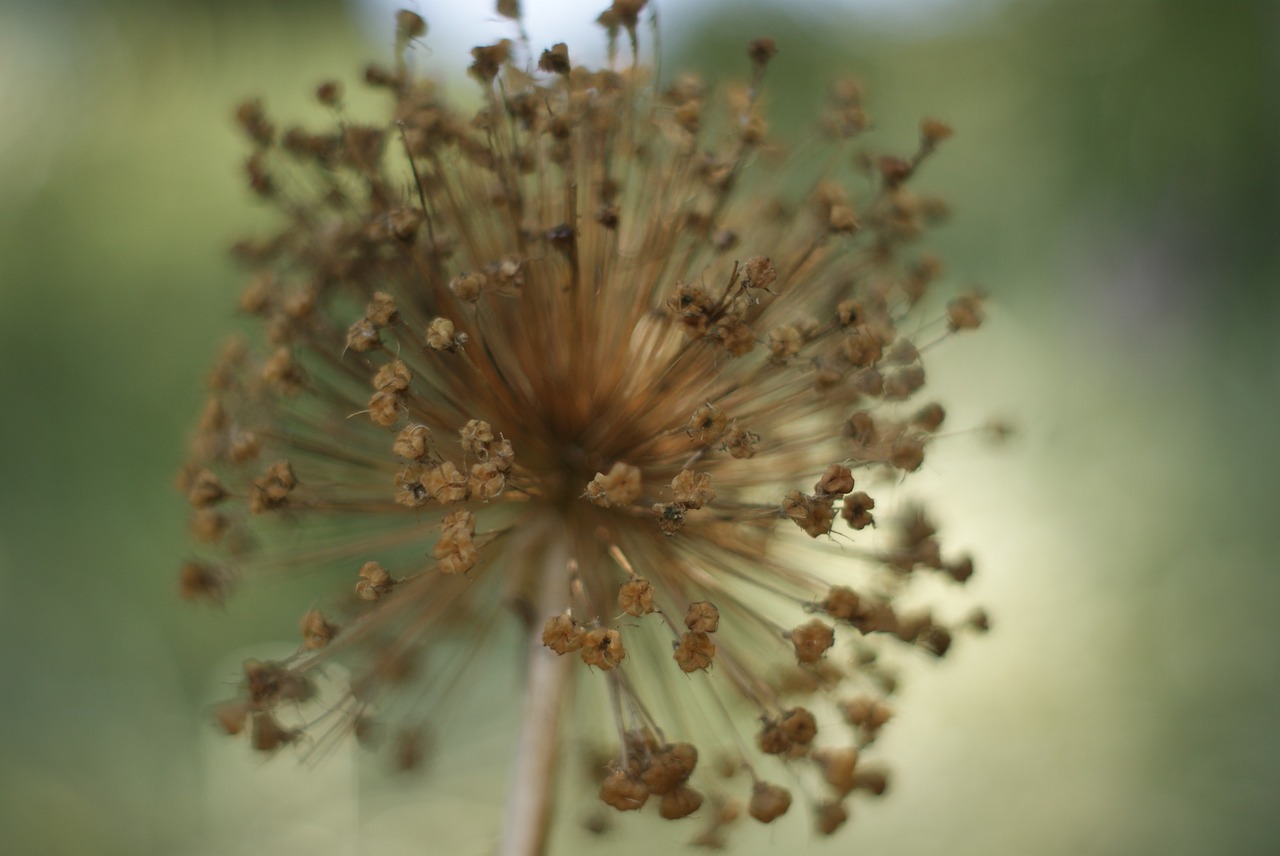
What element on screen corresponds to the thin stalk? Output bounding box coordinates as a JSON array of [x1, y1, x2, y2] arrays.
[[499, 534, 573, 856]]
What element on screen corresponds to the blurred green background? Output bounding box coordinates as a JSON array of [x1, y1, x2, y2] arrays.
[[1, 0, 1277, 853]]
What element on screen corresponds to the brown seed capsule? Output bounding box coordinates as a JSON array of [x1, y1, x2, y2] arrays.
[[538, 42, 571, 75], [246, 660, 312, 705], [815, 464, 854, 497], [789, 619, 835, 664], [843, 328, 883, 367], [600, 770, 649, 811], [187, 469, 228, 508], [190, 508, 228, 544], [748, 781, 792, 823], [469, 40, 512, 84], [237, 272, 276, 316], [836, 298, 865, 328], [884, 366, 926, 401], [449, 271, 487, 302], [653, 502, 687, 535], [766, 324, 803, 360], [895, 610, 932, 642], [618, 578, 656, 616], [245, 152, 273, 195], [747, 38, 777, 67], [878, 155, 913, 187], [673, 631, 716, 673], [687, 403, 727, 443], [815, 800, 850, 836], [658, 785, 704, 820], [490, 437, 515, 472], [541, 613, 584, 655], [668, 283, 714, 337], [373, 360, 411, 392], [214, 701, 250, 736], [756, 719, 790, 755], [946, 293, 984, 331], [243, 659, 281, 704], [722, 423, 759, 459], [947, 554, 974, 583], [436, 542, 478, 576], [841, 491, 876, 530], [433, 509, 478, 575], [368, 390, 401, 427], [917, 624, 952, 657], [641, 742, 698, 795], [828, 205, 859, 233], [741, 255, 777, 291], [355, 561, 395, 601], [393, 727, 429, 772], [365, 292, 399, 326], [598, 0, 646, 31], [671, 470, 715, 509], [251, 711, 297, 753], [595, 203, 620, 229], [393, 467, 430, 508], [226, 430, 262, 465], [234, 98, 273, 147], [885, 337, 920, 365], [921, 117, 954, 146], [459, 419, 494, 456], [179, 561, 230, 603], [912, 402, 947, 432], [315, 80, 342, 106], [782, 491, 836, 538], [851, 598, 899, 635], [425, 317, 462, 351], [250, 460, 297, 513], [967, 608, 992, 633], [822, 586, 861, 621], [854, 767, 889, 796], [346, 319, 381, 353], [890, 434, 925, 472], [813, 747, 860, 795], [425, 462, 469, 503], [841, 697, 893, 734], [469, 461, 505, 500], [300, 609, 338, 650], [580, 627, 625, 670], [351, 714, 381, 750], [395, 9, 426, 40], [546, 223, 575, 254], [586, 462, 642, 507], [393, 424, 431, 460], [683, 601, 720, 634], [846, 411, 878, 447], [197, 396, 228, 435], [780, 706, 817, 746]]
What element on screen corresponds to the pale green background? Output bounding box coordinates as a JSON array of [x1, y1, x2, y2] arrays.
[[0, 0, 1276, 853]]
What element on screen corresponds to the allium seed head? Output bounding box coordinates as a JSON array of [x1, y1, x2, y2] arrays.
[[180, 4, 991, 850]]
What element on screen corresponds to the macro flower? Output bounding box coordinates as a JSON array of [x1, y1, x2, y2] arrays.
[[179, 3, 989, 853]]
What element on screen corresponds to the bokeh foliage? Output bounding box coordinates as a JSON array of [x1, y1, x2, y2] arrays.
[[0, 0, 1276, 853]]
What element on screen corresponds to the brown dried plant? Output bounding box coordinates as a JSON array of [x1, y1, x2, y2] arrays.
[[178, 4, 990, 853]]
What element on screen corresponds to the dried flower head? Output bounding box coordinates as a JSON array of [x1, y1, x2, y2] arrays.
[[180, 4, 989, 852]]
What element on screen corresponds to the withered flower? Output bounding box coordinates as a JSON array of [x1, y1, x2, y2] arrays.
[[179, 4, 988, 853]]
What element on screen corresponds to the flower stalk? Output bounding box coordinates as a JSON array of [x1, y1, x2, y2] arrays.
[[502, 532, 573, 856]]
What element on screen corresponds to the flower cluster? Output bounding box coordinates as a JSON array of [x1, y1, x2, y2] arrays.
[[179, 3, 989, 849]]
